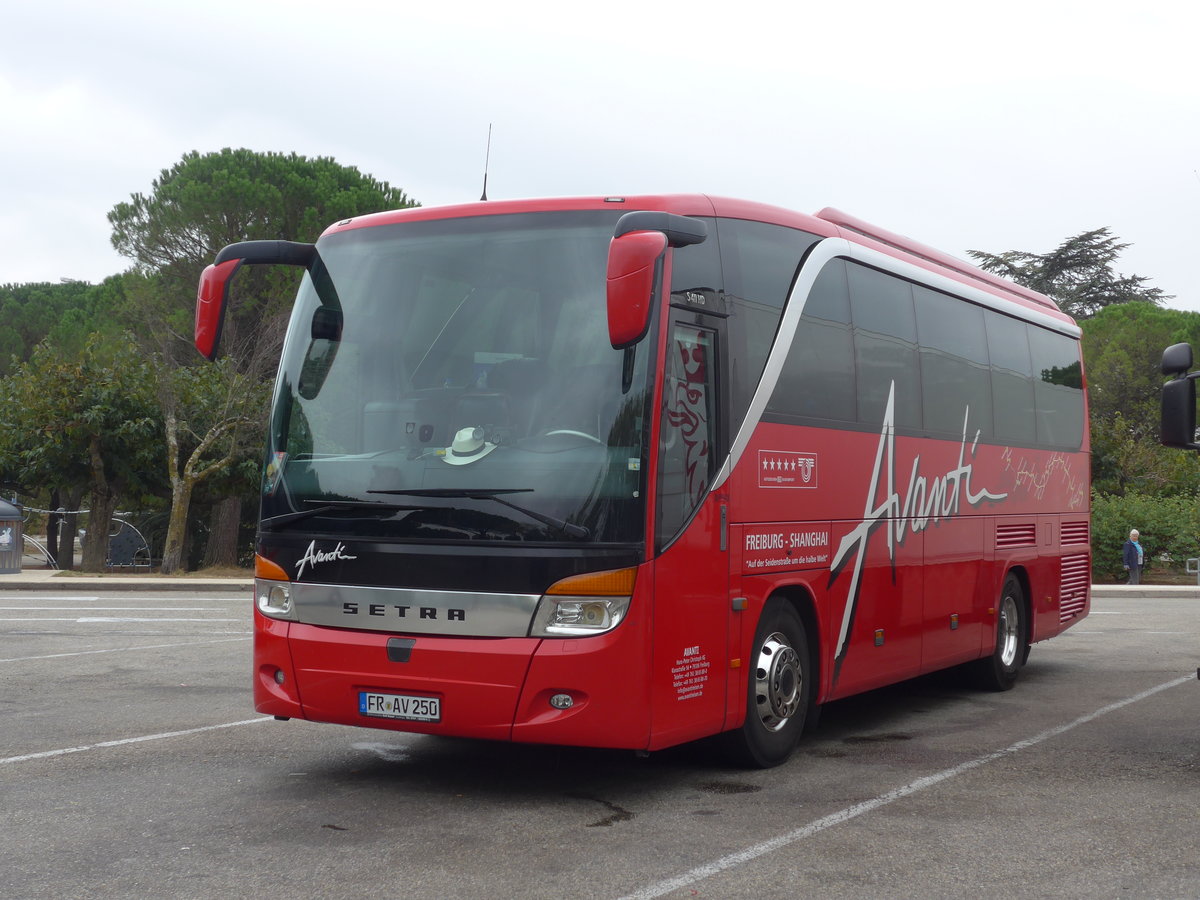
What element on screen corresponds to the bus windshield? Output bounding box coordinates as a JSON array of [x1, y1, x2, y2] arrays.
[[264, 210, 653, 544]]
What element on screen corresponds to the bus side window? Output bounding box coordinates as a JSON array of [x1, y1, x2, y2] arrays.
[[658, 324, 716, 545], [847, 264, 921, 431], [770, 258, 856, 424], [718, 219, 821, 433], [985, 313, 1036, 445], [1028, 327, 1085, 449], [914, 286, 991, 440]]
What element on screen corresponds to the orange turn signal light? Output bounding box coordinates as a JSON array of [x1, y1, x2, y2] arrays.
[[545, 567, 637, 596], [255, 554, 290, 582]]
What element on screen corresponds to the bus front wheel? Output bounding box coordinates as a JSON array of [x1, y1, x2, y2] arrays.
[[726, 601, 811, 768]]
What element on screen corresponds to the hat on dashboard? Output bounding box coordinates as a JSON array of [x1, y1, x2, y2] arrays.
[[442, 426, 497, 466]]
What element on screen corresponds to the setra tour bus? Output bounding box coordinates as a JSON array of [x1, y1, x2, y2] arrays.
[[195, 195, 1091, 767]]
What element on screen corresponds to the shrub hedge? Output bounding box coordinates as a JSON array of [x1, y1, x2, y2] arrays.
[[1090, 490, 1200, 581]]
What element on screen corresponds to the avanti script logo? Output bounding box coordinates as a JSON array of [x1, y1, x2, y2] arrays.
[[295, 540, 357, 578], [828, 382, 1008, 676]]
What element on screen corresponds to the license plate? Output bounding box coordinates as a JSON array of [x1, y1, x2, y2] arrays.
[[358, 691, 441, 722]]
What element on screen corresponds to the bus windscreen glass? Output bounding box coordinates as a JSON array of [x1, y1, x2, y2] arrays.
[[264, 210, 652, 544]]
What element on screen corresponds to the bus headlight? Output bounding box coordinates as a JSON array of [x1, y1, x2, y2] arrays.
[[255, 579, 296, 620], [530, 567, 636, 637]]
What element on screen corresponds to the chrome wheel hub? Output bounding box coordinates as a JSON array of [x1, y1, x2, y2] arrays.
[[998, 593, 1019, 668], [754, 632, 802, 732]]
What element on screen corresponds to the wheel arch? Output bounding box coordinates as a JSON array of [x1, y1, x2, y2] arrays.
[[760, 583, 823, 705]]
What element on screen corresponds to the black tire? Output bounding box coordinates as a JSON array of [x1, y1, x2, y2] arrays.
[[971, 573, 1027, 691], [725, 601, 811, 768]]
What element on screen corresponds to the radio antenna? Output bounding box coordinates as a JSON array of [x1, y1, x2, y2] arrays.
[[480, 123, 492, 201]]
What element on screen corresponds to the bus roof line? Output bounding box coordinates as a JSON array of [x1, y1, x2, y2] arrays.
[[814, 208, 1061, 315]]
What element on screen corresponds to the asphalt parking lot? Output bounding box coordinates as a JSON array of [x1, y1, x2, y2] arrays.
[[1, 584, 1197, 899]]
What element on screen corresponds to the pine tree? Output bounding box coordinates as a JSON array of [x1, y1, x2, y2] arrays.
[[968, 228, 1169, 319]]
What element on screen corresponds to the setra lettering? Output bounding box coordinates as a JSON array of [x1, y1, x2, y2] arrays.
[[339, 601, 467, 622]]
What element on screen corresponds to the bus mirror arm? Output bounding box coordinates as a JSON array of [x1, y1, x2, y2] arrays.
[[194, 240, 318, 360], [613, 211, 707, 248], [606, 212, 707, 350]]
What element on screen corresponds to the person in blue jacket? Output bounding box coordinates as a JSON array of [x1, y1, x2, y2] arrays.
[[1122, 529, 1144, 584]]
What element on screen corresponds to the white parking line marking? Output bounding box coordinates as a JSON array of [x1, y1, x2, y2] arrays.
[[0, 717, 271, 766], [0, 617, 241, 623], [0, 637, 249, 663], [0, 596, 247, 603], [0, 607, 227, 611], [0, 596, 101, 602], [620, 674, 1195, 900], [76, 617, 242, 623]]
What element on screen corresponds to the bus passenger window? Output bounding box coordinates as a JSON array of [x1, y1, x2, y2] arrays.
[[718, 219, 821, 432], [986, 313, 1036, 445], [1029, 327, 1084, 449], [914, 286, 991, 440], [848, 264, 921, 431], [772, 259, 856, 423]]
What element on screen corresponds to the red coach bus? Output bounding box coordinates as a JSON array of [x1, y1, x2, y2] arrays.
[[195, 195, 1090, 767]]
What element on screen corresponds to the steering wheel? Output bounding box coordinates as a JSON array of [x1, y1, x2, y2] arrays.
[[542, 429, 603, 445]]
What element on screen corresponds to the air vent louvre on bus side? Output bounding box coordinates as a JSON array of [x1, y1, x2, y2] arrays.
[[1061, 521, 1090, 545], [995, 523, 1037, 550], [1059, 553, 1090, 622]]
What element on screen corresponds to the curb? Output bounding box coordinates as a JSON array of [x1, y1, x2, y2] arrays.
[[1089, 585, 1199, 600]]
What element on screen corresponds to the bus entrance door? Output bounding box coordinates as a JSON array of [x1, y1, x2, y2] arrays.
[[647, 494, 730, 751], [647, 323, 728, 750]]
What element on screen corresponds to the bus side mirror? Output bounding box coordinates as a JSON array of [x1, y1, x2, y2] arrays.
[[1161, 378, 1198, 448], [195, 240, 318, 360], [1162, 342, 1193, 376], [607, 230, 667, 349], [195, 259, 241, 360], [1161, 343, 1200, 449]]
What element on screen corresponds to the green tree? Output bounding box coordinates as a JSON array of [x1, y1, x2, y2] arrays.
[[1083, 303, 1200, 432], [1090, 412, 1200, 497], [157, 358, 270, 573], [108, 149, 418, 571], [0, 280, 100, 375], [1080, 303, 1200, 495], [108, 148, 418, 370], [0, 334, 163, 571], [110, 148, 415, 278], [1090, 490, 1200, 581], [968, 228, 1170, 319], [0, 278, 131, 564]]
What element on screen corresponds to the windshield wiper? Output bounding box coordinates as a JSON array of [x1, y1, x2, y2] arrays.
[[260, 499, 436, 531], [368, 488, 591, 540]]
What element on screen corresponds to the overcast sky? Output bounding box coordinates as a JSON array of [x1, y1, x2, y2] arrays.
[[4, 1, 1198, 310]]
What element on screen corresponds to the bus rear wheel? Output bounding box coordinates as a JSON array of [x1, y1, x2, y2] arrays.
[[971, 574, 1027, 691], [726, 601, 811, 768]]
